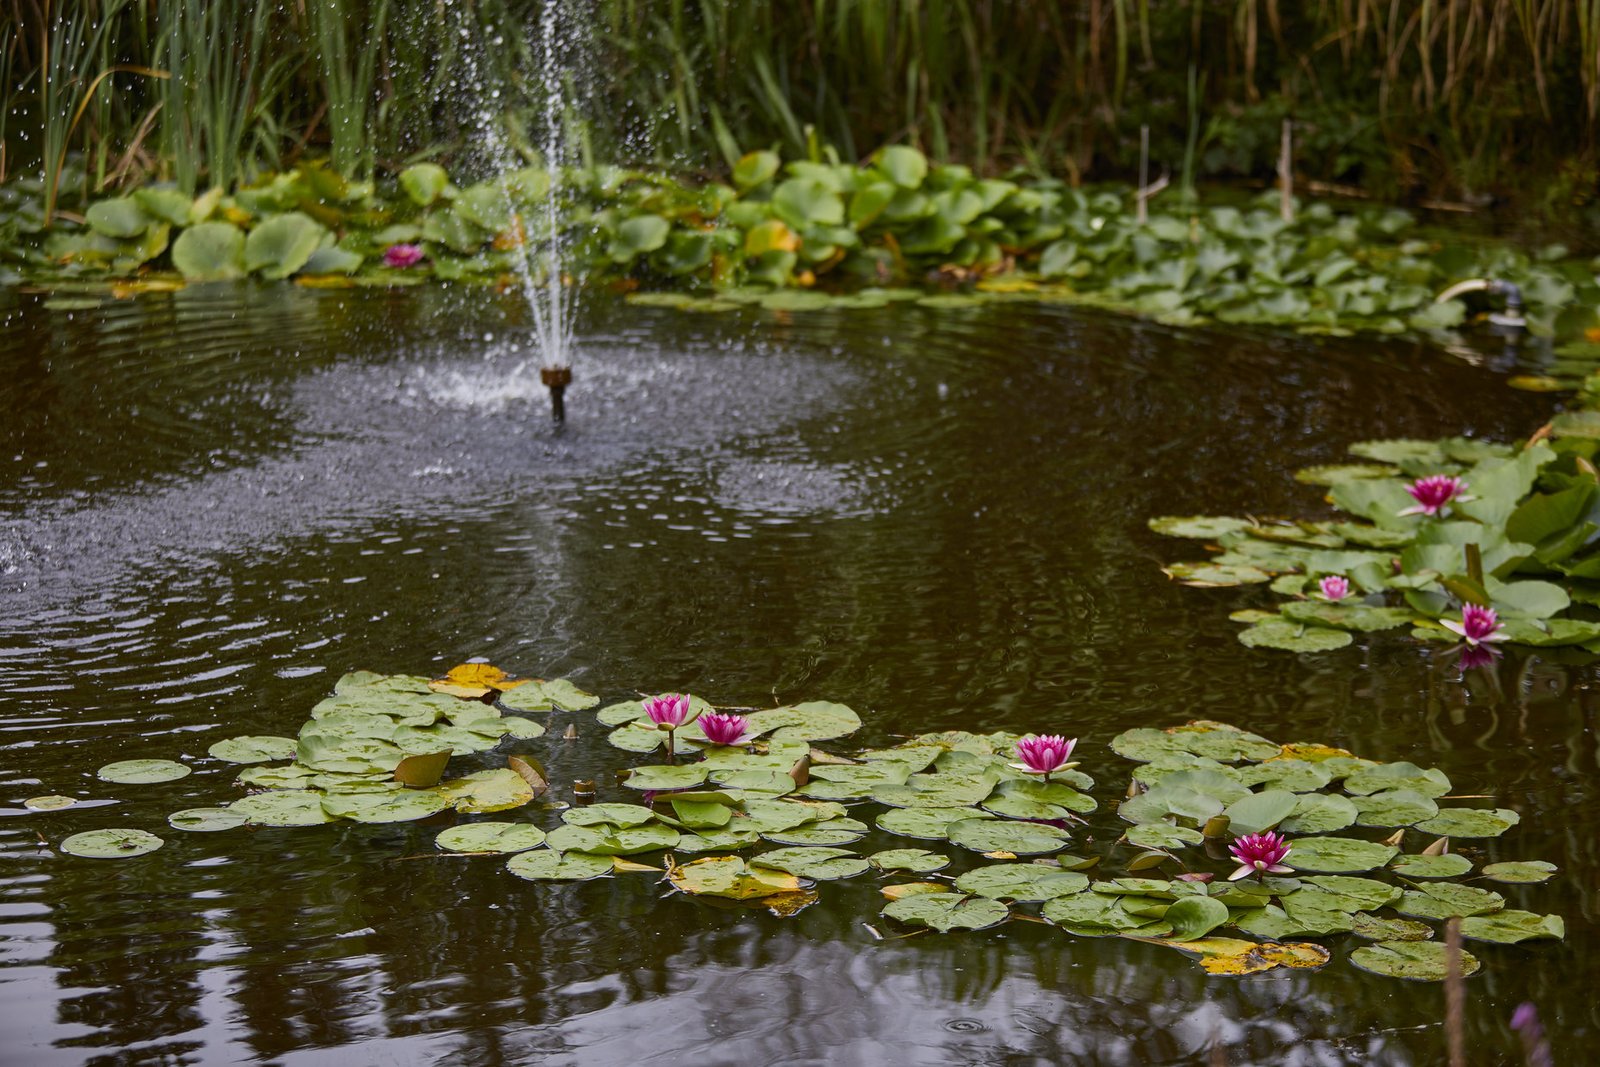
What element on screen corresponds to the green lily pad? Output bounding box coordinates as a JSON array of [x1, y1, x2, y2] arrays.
[[1480, 860, 1557, 883], [322, 789, 450, 823], [946, 818, 1070, 856], [1279, 601, 1417, 632], [1413, 808, 1521, 838], [1389, 853, 1473, 879], [1222, 789, 1298, 835], [1238, 620, 1354, 652], [97, 759, 191, 784], [1164, 895, 1232, 942], [24, 796, 76, 812], [1458, 910, 1565, 944], [543, 823, 680, 856], [761, 818, 869, 847], [744, 701, 862, 742], [85, 197, 152, 238], [506, 849, 612, 881], [1164, 562, 1275, 587], [1278, 793, 1358, 834], [167, 807, 248, 832], [1299, 876, 1403, 910], [1342, 762, 1453, 798], [1395, 883, 1506, 920], [498, 678, 598, 712], [1236, 760, 1334, 793], [435, 768, 537, 814], [1126, 823, 1204, 849], [1110, 723, 1280, 763], [244, 211, 325, 279], [230, 790, 336, 826], [876, 806, 989, 839], [435, 822, 547, 853], [752, 846, 868, 881], [625, 764, 710, 790], [883, 892, 1009, 932], [60, 828, 164, 859], [873, 773, 999, 809], [1350, 940, 1480, 981], [1351, 913, 1434, 941], [667, 855, 799, 898], [207, 735, 299, 764], [1294, 464, 1398, 486], [1285, 836, 1399, 873], [869, 849, 950, 873], [564, 803, 659, 828], [1351, 789, 1440, 828], [1147, 516, 1253, 539], [1041, 892, 1167, 934], [953, 864, 1089, 901], [673, 829, 763, 852]]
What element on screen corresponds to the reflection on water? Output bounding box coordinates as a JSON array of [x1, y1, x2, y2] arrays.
[[0, 286, 1591, 1064]]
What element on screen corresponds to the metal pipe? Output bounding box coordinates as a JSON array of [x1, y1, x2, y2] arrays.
[[1435, 277, 1525, 331], [540, 365, 572, 423]]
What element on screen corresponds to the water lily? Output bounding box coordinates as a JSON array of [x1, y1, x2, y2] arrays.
[[383, 243, 424, 269], [1228, 830, 1293, 881], [1318, 575, 1350, 601], [1399, 474, 1471, 517], [698, 711, 751, 746], [642, 693, 694, 763], [1441, 603, 1507, 647], [1009, 735, 1077, 782]]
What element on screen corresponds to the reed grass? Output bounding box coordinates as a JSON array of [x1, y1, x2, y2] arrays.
[[2, 0, 1597, 212]]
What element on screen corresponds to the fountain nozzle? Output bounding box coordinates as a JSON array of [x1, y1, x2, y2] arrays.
[[540, 365, 572, 423]]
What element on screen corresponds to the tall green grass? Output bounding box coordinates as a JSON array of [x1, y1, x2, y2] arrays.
[[3, 0, 1597, 213]]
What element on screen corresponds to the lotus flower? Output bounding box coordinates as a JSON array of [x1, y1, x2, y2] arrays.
[[1009, 735, 1078, 781], [1318, 575, 1350, 601], [643, 693, 692, 728], [1441, 603, 1507, 647], [1228, 831, 1293, 881], [698, 711, 751, 746], [383, 243, 424, 269], [1399, 475, 1471, 517]]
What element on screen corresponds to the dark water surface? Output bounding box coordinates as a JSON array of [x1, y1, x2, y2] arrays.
[[0, 285, 1591, 1066]]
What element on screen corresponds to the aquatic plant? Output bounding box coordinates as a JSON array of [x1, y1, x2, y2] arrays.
[[382, 243, 424, 268], [1152, 425, 1600, 654], [643, 692, 694, 762], [1009, 735, 1077, 781], [1228, 831, 1294, 882], [1318, 576, 1349, 602], [697, 711, 751, 746]]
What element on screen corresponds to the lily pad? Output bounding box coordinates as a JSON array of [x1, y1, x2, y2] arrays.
[[1351, 789, 1440, 828], [1163, 562, 1274, 587], [435, 822, 547, 853], [1279, 601, 1417, 632], [1284, 836, 1398, 873], [1111, 723, 1280, 764], [1413, 808, 1521, 838], [1222, 789, 1298, 836], [1147, 516, 1253, 539], [97, 759, 191, 784], [869, 849, 949, 873], [499, 678, 598, 712], [1480, 860, 1557, 884], [625, 764, 710, 790], [876, 806, 989, 840], [23, 796, 76, 812], [322, 789, 450, 823], [667, 855, 799, 899], [1343, 763, 1453, 798], [883, 892, 1009, 932], [207, 735, 299, 764], [953, 864, 1090, 901], [1389, 853, 1473, 879], [167, 807, 248, 832], [230, 790, 336, 826], [435, 769, 537, 814], [1395, 883, 1506, 920], [171, 221, 246, 281], [761, 819, 869, 847], [946, 818, 1070, 856], [1278, 793, 1358, 834], [1458, 910, 1565, 944], [1350, 940, 1480, 981], [564, 803, 659, 828], [752, 847, 869, 881], [1351, 914, 1434, 941], [544, 823, 680, 856], [1300, 875, 1404, 910], [1133, 936, 1331, 975], [507, 849, 613, 881], [744, 701, 862, 742], [60, 828, 164, 859], [1237, 620, 1354, 652], [1126, 823, 1204, 850]]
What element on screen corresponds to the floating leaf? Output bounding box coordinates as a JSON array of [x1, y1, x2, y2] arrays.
[[1458, 910, 1565, 944], [761, 819, 869, 847], [953, 864, 1089, 901], [436, 768, 536, 814], [1350, 941, 1480, 982], [393, 750, 451, 789], [1395, 883, 1506, 920], [436, 822, 547, 853], [400, 163, 449, 206], [230, 791, 336, 826], [1278, 793, 1358, 834], [1299, 876, 1402, 911], [1351, 789, 1440, 828], [745, 701, 862, 742], [1237, 620, 1354, 652], [1285, 836, 1399, 873], [626, 764, 710, 791], [207, 735, 298, 764], [869, 849, 949, 873], [1134, 936, 1331, 975], [499, 678, 598, 711], [563, 803, 658, 828], [1111, 723, 1280, 764], [883, 892, 1009, 932], [946, 818, 1070, 856], [668, 856, 799, 899], [1126, 823, 1204, 849], [97, 759, 191, 784], [753, 846, 869, 880], [1481, 860, 1557, 884], [24, 796, 76, 812], [876, 806, 990, 840], [507, 849, 612, 881], [1279, 601, 1417, 633], [1222, 789, 1298, 835], [1352, 914, 1434, 941], [545, 823, 680, 856], [322, 789, 450, 823], [1413, 808, 1521, 838], [1389, 853, 1473, 879], [167, 807, 247, 832], [1342, 763, 1453, 798], [60, 828, 164, 859], [244, 212, 325, 279], [1147, 516, 1253, 539], [1164, 562, 1275, 587], [1162, 895, 1231, 941]]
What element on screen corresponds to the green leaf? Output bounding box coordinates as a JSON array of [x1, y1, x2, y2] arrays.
[[85, 197, 151, 238], [435, 822, 547, 853], [876, 806, 990, 839], [1222, 789, 1298, 835], [1278, 602, 1416, 633], [745, 701, 862, 742], [400, 163, 450, 206], [946, 818, 1070, 855], [322, 789, 450, 823], [132, 188, 194, 226], [166, 807, 247, 832], [1126, 823, 1204, 849], [953, 864, 1089, 901], [752, 846, 869, 880], [667, 855, 798, 897], [732, 150, 781, 191], [1237, 620, 1353, 652], [883, 892, 1008, 932], [1286, 836, 1399, 873], [564, 803, 659, 828], [60, 828, 164, 858], [1300, 875, 1402, 910], [1351, 789, 1440, 828], [1350, 941, 1479, 981], [762, 819, 869, 847], [544, 823, 680, 856], [244, 212, 326, 279], [1480, 860, 1557, 883], [875, 146, 929, 189], [869, 849, 950, 873], [1162, 895, 1231, 941], [1412, 807, 1520, 838], [625, 764, 710, 790], [771, 178, 845, 228], [506, 849, 612, 881], [1352, 914, 1434, 941], [436, 768, 537, 814], [1343, 763, 1452, 798], [207, 735, 298, 764], [172, 221, 246, 281], [1147, 515, 1254, 539], [1459, 910, 1565, 944], [1389, 853, 1472, 878], [608, 214, 671, 262], [97, 759, 191, 784], [230, 790, 336, 826], [1395, 883, 1506, 920]]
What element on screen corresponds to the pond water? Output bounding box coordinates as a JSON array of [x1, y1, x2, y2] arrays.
[[0, 286, 1590, 1065]]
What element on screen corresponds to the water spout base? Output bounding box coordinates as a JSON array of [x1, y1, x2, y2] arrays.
[[540, 365, 572, 423]]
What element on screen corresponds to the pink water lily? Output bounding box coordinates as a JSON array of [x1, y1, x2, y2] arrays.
[[698, 711, 751, 746], [643, 693, 693, 728], [383, 243, 424, 269], [1318, 575, 1350, 601], [1399, 475, 1471, 517], [1010, 735, 1078, 781], [1228, 831, 1294, 881], [1441, 603, 1507, 647]]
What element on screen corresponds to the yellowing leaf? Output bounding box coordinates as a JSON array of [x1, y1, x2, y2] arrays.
[[881, 881, 948, 901], [764, 890, 819, 917], [1128, 935, 1332, 975], [611, 857, 661, 873], [667, 856, 801, 899], [430, 662, 528, 697]]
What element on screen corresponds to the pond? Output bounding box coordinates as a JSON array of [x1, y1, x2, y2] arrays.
[[0, 287, 1589, 1065]]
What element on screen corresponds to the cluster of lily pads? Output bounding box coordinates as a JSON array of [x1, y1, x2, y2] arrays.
[[5, 148, 1599, 341], [30, 665, 1563, 983], [1152, 428, 1600, 656]]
